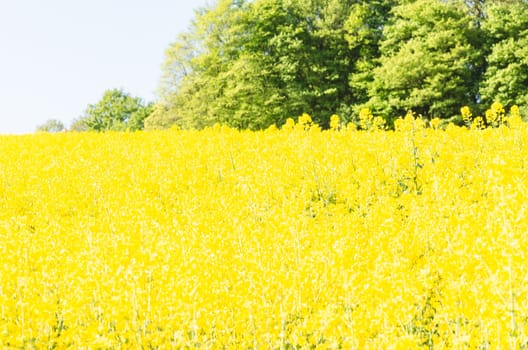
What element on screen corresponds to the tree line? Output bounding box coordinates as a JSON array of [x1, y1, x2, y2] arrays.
[[37, 89, 153, 132], [39, 0, 528, 132]]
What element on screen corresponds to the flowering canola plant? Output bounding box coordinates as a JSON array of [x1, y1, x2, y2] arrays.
[[1, 112, 528, 348]]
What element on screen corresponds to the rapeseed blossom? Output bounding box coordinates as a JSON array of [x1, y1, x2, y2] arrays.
[[0, 106, 527, 348]]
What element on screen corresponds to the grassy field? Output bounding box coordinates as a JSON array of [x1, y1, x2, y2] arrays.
[[1, 116, 528, 348]]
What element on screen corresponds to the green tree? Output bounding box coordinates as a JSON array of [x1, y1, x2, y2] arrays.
[[254, 0, 358, 128], [365, 0, 483, 122], [155, 0, 528, 128], [36, 118, 65, 133], [156, 0, 362, 129], [69, 117, 89, 132], [144, 104, 180, 130], [155, 0, 248, 129], [82, 89, 153, 132], [480, 0, 528, 115], [345, 0, 398, 114]]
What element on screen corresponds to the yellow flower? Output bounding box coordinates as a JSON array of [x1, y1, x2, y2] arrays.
[[461, 106, 472, 126], [359, 107, 374, 130], [1, 110, 527, 347], [282, 117, 295, 130], [329, 114, 340, 130], [430, 117, 441, 130]]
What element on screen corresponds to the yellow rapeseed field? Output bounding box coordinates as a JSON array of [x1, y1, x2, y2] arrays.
[[1, 111, 528, 348]]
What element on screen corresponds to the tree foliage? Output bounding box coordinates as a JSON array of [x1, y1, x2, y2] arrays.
[[153, 0, 528, 129], [36, 119, 65, 133], [367, 0, 483, 121], [480, 0, 528, 115], [82, 89, 153, 132], [156, 0, 362, 129]]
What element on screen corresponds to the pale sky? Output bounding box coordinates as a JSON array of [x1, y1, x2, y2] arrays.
[[0, 1, 208, 134]]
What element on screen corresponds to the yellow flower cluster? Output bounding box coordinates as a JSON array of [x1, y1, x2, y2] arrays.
[[1, 115, 528, 348], [359, 108, 386, 131], [460, 103, 521, 130]]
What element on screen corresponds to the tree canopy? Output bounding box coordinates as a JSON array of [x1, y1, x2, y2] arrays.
[[36, 119, 65, 133], [81, 89, 153, 132], [480, 1, 528, 115], [150, 0, 528, 129], [367, 0, 482, 122]]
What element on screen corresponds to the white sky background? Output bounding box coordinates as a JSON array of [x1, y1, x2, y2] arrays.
[[0, 0, 208, 134]]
